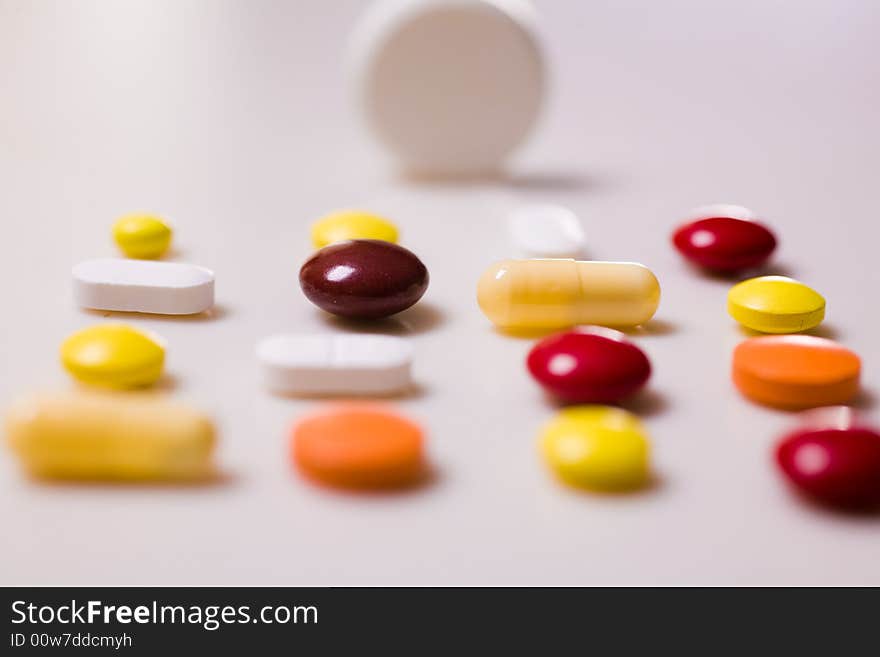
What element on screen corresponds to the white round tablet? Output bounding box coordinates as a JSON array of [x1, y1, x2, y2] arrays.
[[349, 0, 545, 175], [684, 204, 757, 222], [508, 204, 585, 258]]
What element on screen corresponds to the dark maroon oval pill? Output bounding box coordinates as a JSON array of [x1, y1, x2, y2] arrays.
[[299, 239, 429, 319]]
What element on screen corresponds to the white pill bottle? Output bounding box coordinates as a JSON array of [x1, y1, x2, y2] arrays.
[[348, 0, 545, 176]]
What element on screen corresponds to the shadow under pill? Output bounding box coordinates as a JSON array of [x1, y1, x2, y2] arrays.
[[320, 301, 446, 336], [398, 168, 610, 194], [619, 388, 671, 418], [621, 318, 679, 338], [30, 470, 239, 491], [82, 303, 231, 323]]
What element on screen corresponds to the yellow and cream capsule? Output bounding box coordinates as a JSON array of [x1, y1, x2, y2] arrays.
[[477, 259, 661, 330], [6, 391, 216, 481]]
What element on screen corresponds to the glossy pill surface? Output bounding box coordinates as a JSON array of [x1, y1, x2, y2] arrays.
[[527, 327, 651, 403], [5, 391, 215, 481], [732, 336, 860, 409], [112, 213, 173, 259], [256, 333, 413, 396], [311, 210, 399, 248], [291, 405, 425, 489], [540, 406, 650, 491], [477, 259, 660, 330], [777, 410, 880, 509], [61, 324, 165, 389], [728, 276, 825, 333], [673, 216, 777, 272], [300, 240, 429, 319], [73, 258, 215, 315]]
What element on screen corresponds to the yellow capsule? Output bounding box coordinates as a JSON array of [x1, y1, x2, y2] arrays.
[[539, 406, 650, 491], [727, 275, 825, 333], [477, 259, 660, 330], [310, 210, 399, 248], [5, 390, 215, 481], [112, 213, 173, 259], [60, 324, 165, 389]]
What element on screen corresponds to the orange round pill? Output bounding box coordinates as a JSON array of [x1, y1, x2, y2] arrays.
[[732, 335, 861, 409], [291, 405, 425, 489]]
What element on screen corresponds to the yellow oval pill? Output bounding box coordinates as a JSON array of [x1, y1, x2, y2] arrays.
[[727, 275, 825, 333], [539, 406, 650, 491], [112, 213, 173, 259], [60, 324, 165, 389], [310, 210, 399, 248]]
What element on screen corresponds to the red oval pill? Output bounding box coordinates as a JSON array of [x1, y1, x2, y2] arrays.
[[776, 419, 880, 509], [526, 327, 651, 403], [672, 216, 777, 272]]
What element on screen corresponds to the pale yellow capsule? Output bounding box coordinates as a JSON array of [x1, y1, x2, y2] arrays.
[[113, 213, 173, 259], [5, 391, 215, 481], [310, 210, 399, 248], [477, 259, 661, 330]]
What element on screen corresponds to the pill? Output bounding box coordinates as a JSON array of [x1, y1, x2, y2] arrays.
[[300, 239, 429, 319], [477, 259, 660, 330], [73, 258, 215, 315], [684, 203, 757, 222], [727, 276, 824, 333], [539, 405, 650, 491], [732, 335, 860, 409], [349, 0, 544, 175], [256, 333, 412, 396], [508, 204, 585, 258], [291, 404, 425, 489], [672, 216, 776, 272], [776, 407, 880, 509], [527, 327, 651, 403], [311, 210, 399, 249], [5, 390, 215, 481], [112, 213, 173, 259], [61, 323, 165, 389]]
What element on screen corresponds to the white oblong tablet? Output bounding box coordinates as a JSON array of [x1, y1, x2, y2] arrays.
[[256, 334, 413, 396], [508, 204, 585, 258], [684, 204, 757, 222], [349, 0, 544, 175], [73, 258, 215, 315]]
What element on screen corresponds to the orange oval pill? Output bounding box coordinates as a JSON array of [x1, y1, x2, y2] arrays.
[[732, 335, 860, 409], [291, 404, 425, 489]]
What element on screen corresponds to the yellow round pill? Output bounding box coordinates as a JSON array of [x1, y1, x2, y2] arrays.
[[539, 406, 650, 491], [112, 213, 173, 259], [310, 210, 399, 248], [60, 324, 166, 389], [727, 275, 825, 333]]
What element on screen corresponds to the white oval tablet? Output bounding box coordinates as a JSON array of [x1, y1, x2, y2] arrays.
[[508, 204, 585, 258], [684, 204, 757, 222], [73, 258, 215, 315], [256, 334, 413, 396], [349, 0, 544, 175]]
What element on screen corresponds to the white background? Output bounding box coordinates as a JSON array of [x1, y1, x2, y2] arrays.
[[1, 0, 878, 585]]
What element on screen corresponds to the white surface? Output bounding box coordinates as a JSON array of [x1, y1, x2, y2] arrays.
[[508, 203, 585, 257], [256, 333, 413, 395], [350, 0, 544, 174], [1, 0, 879, 586], [73, 258, 215, 315]]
